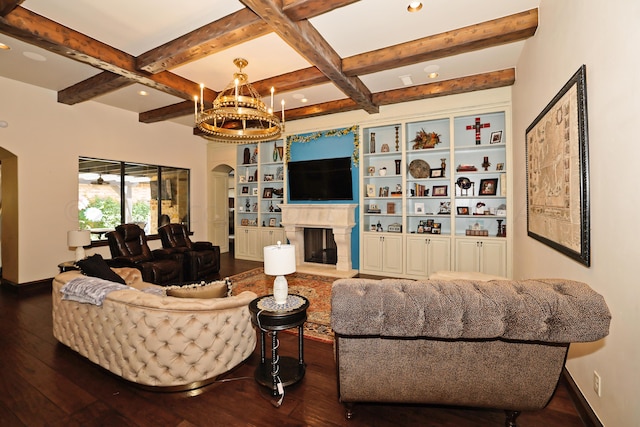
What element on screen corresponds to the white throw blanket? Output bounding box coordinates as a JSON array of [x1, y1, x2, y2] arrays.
[[61, 276, 132, 306]]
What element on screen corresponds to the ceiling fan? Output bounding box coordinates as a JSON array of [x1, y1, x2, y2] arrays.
[[91, 174, 105, 185]]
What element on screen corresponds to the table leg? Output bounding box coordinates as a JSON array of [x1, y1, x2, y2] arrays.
[[298, 324, 304, 367], [271, 331, 279, 396], [259, 330, 266, 365]]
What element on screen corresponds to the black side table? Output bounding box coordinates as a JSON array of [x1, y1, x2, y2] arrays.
[[58, 261, 79, 273], [249, 294, 309, 396]]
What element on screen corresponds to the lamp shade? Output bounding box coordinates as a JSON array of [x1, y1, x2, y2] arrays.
[[67, 230, 91, 247], [263, 242, 296, 276], [68, 230, 91, 261]]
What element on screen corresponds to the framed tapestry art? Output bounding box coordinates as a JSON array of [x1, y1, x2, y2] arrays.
[[526, 65, 590, 266]]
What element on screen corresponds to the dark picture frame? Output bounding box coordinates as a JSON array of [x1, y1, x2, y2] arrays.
[[479, 178, 498, 196], [263, 187, 273, 198], [241, 186, 249, 194], [526, 65, 590, 266], [457, 206, 469, 215], [490, 130, 503, 144], [432, 185, 448, 197], [429, 168, 444, 178]]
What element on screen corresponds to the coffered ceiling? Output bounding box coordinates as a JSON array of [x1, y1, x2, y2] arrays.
[[0, 0, 539, 130]]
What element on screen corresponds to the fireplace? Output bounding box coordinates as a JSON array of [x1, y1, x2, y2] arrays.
[[304, 228, 337, 265], [279, 204, 357, 277]]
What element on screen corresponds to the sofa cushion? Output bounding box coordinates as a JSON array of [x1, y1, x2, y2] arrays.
[[77, 254, 126, 284], [165, 280, 230, 299]]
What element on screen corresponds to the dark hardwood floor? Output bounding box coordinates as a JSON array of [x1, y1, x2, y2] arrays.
[[0, 250, 587, 426]]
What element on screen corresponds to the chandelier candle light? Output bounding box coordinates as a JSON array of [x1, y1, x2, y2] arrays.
[[67, 230, 91, 261], [263, 241, 296, 304], [194, 58, 284, 143]]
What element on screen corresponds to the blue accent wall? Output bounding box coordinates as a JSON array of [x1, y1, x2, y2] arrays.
[[286, 128, 360, 269]]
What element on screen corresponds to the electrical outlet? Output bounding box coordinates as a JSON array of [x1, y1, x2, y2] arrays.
[[593, 371, 601, 397]]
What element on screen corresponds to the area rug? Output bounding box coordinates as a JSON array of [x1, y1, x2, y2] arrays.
[[230, 267, 335, 343]]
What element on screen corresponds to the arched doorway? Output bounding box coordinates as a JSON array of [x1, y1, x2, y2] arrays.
[[208, 164, 234, 253], [0, 147, 18, 284]]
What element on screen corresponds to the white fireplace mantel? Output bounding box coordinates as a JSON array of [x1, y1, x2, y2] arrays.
[[279, 204, 358, 277]]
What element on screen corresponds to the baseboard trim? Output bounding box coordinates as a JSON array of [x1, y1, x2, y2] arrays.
[[1, 277, 52, 295], [562, 369, 603, 427]]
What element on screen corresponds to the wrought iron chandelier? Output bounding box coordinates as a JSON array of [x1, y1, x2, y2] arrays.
[[194, 58, 284, 143]]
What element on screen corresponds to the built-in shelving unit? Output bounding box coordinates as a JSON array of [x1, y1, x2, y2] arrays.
[[234, 141, 286, 261], [360, 106, 512, 279]]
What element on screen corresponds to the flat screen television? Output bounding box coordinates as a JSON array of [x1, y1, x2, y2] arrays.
[[288, 157, 353, 201]]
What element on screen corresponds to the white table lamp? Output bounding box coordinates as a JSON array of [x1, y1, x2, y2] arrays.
[[263, 241, 296, 304], [67, 230, 91, 261]]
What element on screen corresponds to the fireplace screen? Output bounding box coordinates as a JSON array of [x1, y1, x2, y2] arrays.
[[304, 228, 337, 265]]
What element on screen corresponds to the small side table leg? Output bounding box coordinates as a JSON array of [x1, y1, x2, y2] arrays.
[[271, 331, 279, 396], [298, 324, 305, 379], [259, 330, 266, 364]]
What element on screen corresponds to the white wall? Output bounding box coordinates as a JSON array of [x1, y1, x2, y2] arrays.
[[512, 1, 640, 425], [0, 76, 209, 283]]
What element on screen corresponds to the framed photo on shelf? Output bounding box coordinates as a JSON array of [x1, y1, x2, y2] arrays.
[[457, 206, 470, 215], [490, 130, 503, 144], [264, 174, 274, 182], [430, 168, 444, 178], [414, 203, 425, 214], [366, 184, 375, 197], [263, 187, 273, 198], [241, 186, 249, 194], [417, 220, 430, 234], [432, 185, 448, 197], [496, 163, 504, 171], [479, 179, 498, 196], [252, 188, 258, 196], [269, 218, 277, 227]]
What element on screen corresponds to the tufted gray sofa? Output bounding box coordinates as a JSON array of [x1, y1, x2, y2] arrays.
[[331, 277, 611, 426], [52, 269, 257, 391]]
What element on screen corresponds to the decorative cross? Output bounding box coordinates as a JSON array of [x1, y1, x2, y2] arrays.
[[466, 117, 490, 145]]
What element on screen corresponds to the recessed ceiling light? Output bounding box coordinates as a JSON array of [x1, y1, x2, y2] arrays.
[[399, 75, 413, 86], [0, 121, 8, 128], [407, 2, 423, 12], [138, 90, 148, 96], [23, 51, 47, 62], [301, 98, 308, 103], [428, 72, 439, 79], [0, 43, 10, 51], [292, 93, 305, 100]]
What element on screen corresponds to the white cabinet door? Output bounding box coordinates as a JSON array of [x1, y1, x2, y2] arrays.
[[479, 239, 506, 277], [381, 234, 404, 274], [406, 235, 451, 278], [362, 233, 383, 272], [236, 227, 261, 260], [455, 239, 481, 273], [427, 237, 451, 275], [455, 238, 506, 277], [406, 236, 429, 276]]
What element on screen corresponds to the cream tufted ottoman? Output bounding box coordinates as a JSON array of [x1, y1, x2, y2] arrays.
[[52, 270, 257, 391]]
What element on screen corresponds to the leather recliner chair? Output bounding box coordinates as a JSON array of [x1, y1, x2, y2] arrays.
[[106, 224, 183, 285], [158, 223, 220, 282]]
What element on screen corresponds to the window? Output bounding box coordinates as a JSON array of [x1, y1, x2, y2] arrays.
[[78, 157, 190, 241]]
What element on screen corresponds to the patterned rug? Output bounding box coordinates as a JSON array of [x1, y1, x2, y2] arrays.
[[230, 267, 335, 343]]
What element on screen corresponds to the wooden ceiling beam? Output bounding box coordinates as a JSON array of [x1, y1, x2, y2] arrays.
[[0, 6, 215, 102], [343, 9, 538, 76], [139, 100, 194, 124], [58, 72, 134, 105], [0, 0, 23, 17], [282, 0, 359, 21], [240, 0, 378, 114], [136, 8, 270, 74], [373, 69, 516, 105]]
